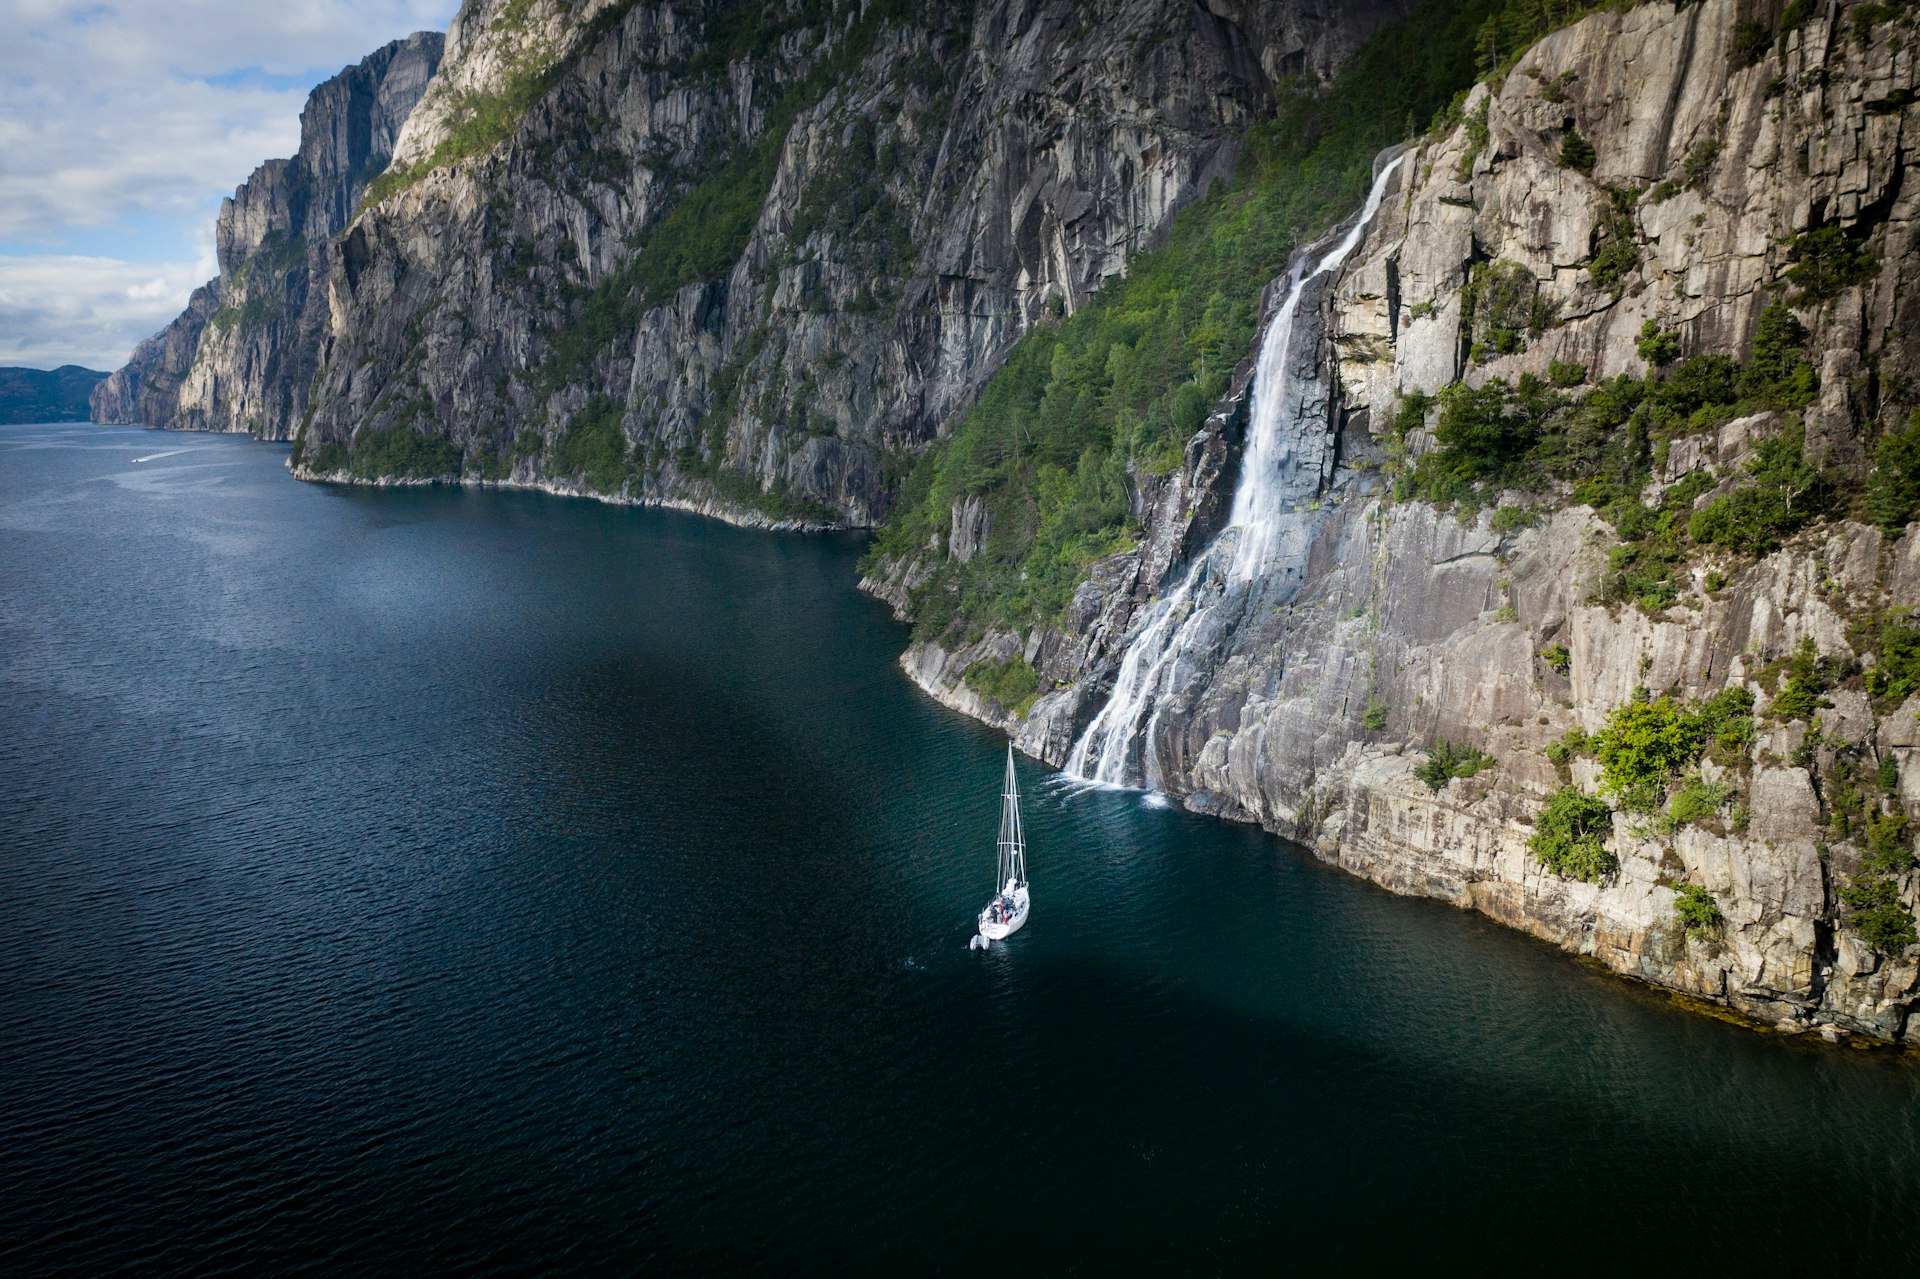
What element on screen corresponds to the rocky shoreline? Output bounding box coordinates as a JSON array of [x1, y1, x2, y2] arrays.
[[289, 463, 849, 533]]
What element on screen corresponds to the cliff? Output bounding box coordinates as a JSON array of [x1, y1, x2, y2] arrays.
[[90, 33, 444, 434], [90, 0, 1920, 1042], [883, 0, 1920, 1041], [284, 0, 1406, 522]]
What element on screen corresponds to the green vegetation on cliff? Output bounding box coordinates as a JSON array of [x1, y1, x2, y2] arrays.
[[873, 0, 1580, 642], [1398, 303, 1819, 517], [538, 0, 920, 395], [1590, 685, 1753, 812], [1662, 775, 1736, 834], [1783, 224, 1878, 306], [1846, 812, 1918, 955], [1688, 423, 1832, 556], [1530, 785, 1615, 881], [1856, 610, 1920, 704], [361, 0, 564, 208], [1390, 299, 1885, 613], [1768, 637, 1833, 721], [1868, 411, 1920, 532], [552, 396, 629, 495], [349, 422, 462, 479], [1415, 739, 1495, 791], [1673, 883, 1723, 940], [963, 655, 1041, 718]]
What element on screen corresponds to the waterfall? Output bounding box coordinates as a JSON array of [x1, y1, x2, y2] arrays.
[[1064, 154, 1404, 789]]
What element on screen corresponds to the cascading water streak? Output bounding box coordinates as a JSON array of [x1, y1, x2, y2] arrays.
[[1064, 154, 1405, 789]]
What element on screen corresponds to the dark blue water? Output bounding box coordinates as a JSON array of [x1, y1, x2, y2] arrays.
[[2, 422, 1917, 1273]]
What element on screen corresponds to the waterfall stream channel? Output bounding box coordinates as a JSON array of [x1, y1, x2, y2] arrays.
[[1067, 153, 1406, 789]]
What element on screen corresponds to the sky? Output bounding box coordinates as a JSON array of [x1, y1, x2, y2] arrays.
[[0, 0, 462, 371]]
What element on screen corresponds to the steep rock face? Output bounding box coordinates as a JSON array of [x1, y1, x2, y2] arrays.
[[88, 284, 219, 430], [292, 0, 1405, 522], [90, 34, 444, 435], [893, 0, 1920, 1039]]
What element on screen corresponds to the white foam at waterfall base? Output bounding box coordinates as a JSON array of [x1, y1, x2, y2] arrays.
[[1064, 153, 1405, 789]]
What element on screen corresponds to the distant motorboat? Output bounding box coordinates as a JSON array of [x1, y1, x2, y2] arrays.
[[970, 744, 1030, 950]]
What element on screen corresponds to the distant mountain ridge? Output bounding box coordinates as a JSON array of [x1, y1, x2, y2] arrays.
[[0, 366, 107, 424]]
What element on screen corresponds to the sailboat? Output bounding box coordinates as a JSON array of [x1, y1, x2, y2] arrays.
[[971, 744, 1030, 950]]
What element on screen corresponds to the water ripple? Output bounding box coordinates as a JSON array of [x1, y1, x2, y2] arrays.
[[1, 423, 1916, 1274]]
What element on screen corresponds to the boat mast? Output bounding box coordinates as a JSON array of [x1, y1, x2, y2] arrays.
[[997, 743, 1026, 889]]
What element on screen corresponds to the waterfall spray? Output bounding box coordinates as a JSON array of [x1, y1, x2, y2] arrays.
[[1065, 154, 1404, 789]]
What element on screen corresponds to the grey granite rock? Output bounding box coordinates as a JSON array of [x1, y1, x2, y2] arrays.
[[287, 0, 1405, 518], [91, 33, 445, 436]]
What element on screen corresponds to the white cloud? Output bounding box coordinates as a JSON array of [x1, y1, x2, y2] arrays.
[[0, 0, 460, 370], [127, 277, 178, 300], [0, 251, 213, 369], [3, 79, 312, 242]]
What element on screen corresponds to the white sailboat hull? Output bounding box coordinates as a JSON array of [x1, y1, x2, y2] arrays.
[[978, 884, 1030, 942]]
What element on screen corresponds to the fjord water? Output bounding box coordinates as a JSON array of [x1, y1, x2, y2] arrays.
[[3, 424, 1917, 1274]]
